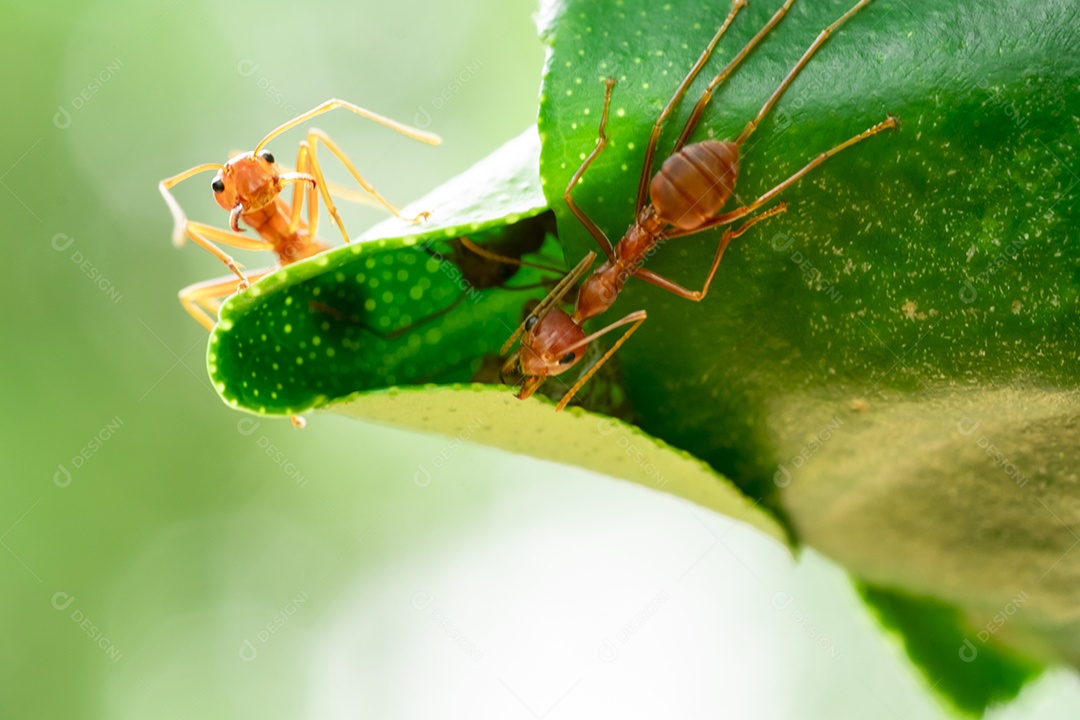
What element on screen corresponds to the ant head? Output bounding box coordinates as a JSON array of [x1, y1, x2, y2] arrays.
[[517, 307, 587, 381], [211, 150, 281, 214]]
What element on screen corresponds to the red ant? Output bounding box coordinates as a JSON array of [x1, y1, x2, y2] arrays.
[[501, 0, 897, 411], [159, 99, 441, 330]]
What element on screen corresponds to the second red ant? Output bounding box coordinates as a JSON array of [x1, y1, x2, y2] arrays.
[[501, 0, 898, 411]]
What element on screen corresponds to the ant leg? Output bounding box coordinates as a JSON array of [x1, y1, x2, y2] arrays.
[[159, 163, 227, 246], [736, 0, 874, 146], [183, 221, 276, 286], [180, 276, 237, 331], [633, 203, 788, 300], [288, 141, 318, 236], [303, 131, 352, 245], [501, 252, 597, 355], [553, 310, 648, 411], [306, 127, 430, 245], [666, 115, 898, 238], [673, 0, 797, 152], [499, 281, 557, 292], [383, 289, 470, 339], [636, 0, 747, 212], [565, 79, 618, 261], [309, 288, 471, 340], [179, 269, 272, 330], [252, 98, 441, 155], [276, 154, 384, 224], [456, 237, 566, 276]]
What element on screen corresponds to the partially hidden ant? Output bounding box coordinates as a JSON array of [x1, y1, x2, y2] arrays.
[[308, 211, 561, 339]]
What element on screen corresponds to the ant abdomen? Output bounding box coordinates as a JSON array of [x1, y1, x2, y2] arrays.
[[650, 140, 739, 230]]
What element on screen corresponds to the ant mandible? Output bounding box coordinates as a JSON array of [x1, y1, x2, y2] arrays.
[[158, 99, 441, 330], [502, 0, 898, 411]]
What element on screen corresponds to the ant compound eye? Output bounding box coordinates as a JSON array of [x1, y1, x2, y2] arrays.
[[211, 178, 225, 193], [524, 316, 538, 331], [259, 151, 275, 164], [559, 351, 576, 365]]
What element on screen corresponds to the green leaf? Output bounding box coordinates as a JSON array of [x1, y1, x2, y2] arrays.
[[537, 0, 1079, 502], [207, 0, 1080, 706], [208, 127, 554, 415], [537, 0, 1078, 709], [208, 124, 789, 548], [330, 384, 790, 546], [860, 585, 1043, 716]]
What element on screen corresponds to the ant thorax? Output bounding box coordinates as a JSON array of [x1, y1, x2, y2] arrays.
[[575, 265, 621, 322]]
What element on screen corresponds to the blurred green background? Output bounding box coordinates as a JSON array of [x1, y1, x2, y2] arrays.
[[2, 0, 1078, 718]]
